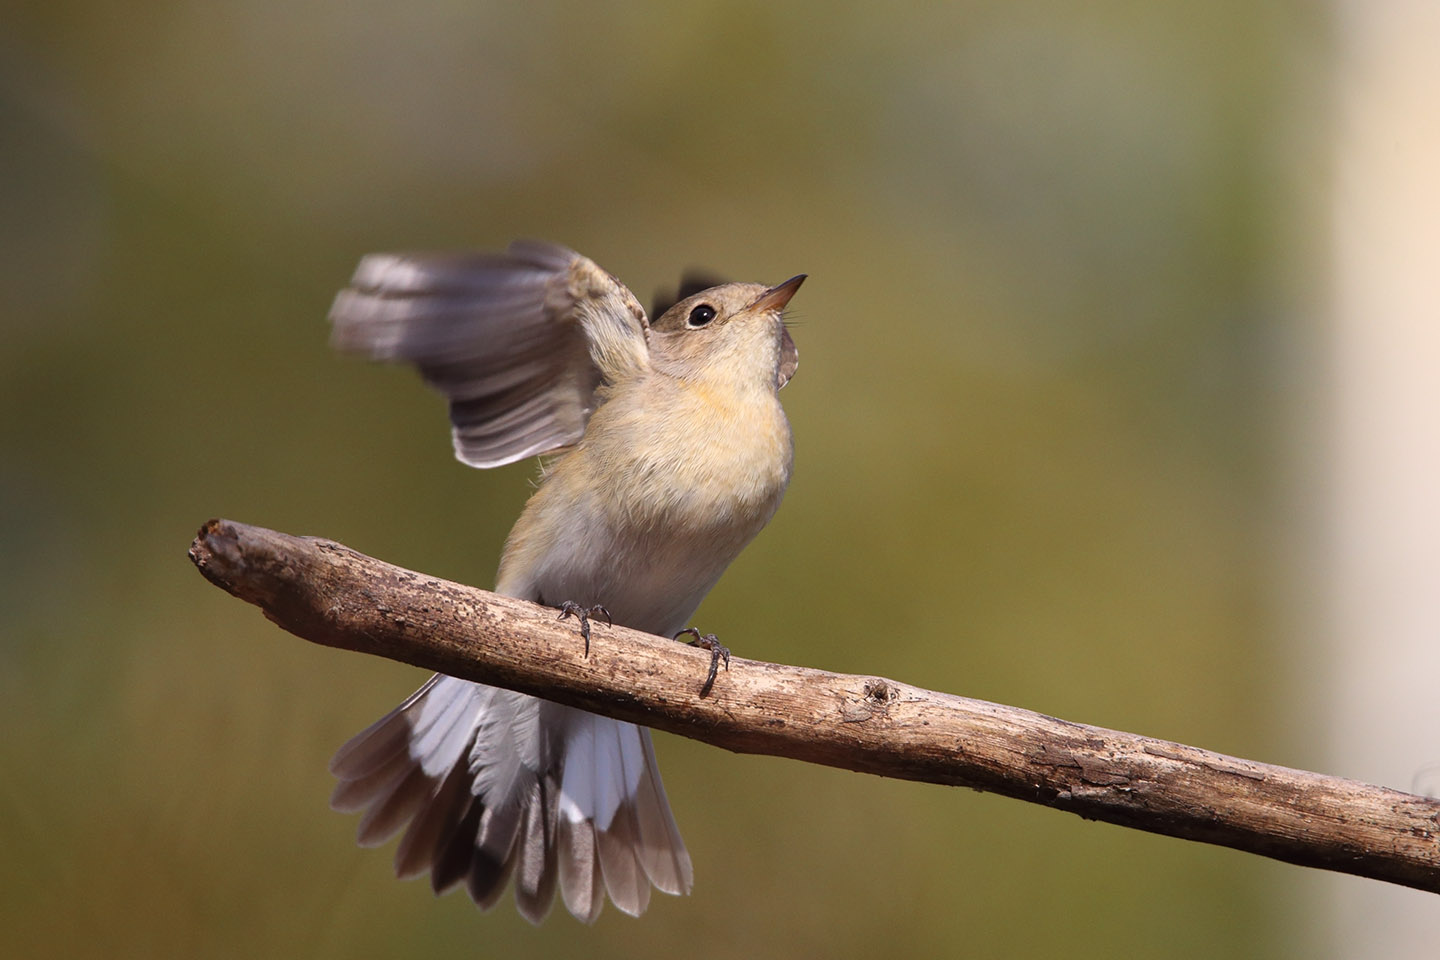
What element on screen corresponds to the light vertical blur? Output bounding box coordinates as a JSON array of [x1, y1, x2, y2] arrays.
[[0, 2, 1346, 957], [1316, 1, 1440, 954]]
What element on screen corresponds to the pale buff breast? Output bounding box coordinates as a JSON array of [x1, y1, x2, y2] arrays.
[[588, 372, 793, 535], [496, 372, 792, 634]]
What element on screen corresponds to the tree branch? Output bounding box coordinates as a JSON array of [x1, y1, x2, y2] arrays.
[[188, 518, 1440, 894]]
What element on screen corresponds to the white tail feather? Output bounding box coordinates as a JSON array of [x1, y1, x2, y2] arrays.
[[331, 676, 691, 922]]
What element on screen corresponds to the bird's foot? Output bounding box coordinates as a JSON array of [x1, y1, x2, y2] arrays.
[[557, 602, 611, 656], [674, 628, 731, 697]]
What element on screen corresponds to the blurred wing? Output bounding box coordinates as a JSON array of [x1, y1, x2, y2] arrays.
[[329, 240, 650, 469], [778, 325, 799, 389]]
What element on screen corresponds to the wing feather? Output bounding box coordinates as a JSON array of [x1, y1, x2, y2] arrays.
[[329, 240, 649, 469]]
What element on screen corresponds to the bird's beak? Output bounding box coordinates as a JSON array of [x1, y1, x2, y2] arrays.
[[748, 274, 806, 314]]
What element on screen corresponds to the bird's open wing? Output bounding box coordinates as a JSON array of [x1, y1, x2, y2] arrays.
[[329, 241, 649, 468]]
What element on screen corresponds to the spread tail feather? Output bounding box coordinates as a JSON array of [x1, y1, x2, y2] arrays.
[[329, 675, 691, 923]]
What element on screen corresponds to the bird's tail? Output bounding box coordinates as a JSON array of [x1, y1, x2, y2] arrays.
[[329, 674, 693, 923]]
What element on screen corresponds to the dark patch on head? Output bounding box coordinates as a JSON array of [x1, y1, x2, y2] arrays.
[[651, 269, 730, 318]]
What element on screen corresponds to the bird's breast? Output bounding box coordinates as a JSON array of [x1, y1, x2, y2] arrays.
[[495, 375, 792, 634], [596, 376, 793, 534]]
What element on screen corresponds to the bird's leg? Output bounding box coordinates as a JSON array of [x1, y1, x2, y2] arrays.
[[556, 602, 611, 656], [673, 628, 731, 697]]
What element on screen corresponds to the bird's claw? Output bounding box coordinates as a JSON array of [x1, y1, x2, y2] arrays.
[[674, 628, 730, 697], [557, 602, 611, 656]]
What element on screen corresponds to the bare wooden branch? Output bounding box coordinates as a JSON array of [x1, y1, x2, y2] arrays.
[[188, 517, 1440, 893]]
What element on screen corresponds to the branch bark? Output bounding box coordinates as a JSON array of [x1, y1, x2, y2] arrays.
[[188, 517, 1440, 894]]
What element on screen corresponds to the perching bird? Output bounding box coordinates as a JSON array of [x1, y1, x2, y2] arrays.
[[325, 240, 802, 923]]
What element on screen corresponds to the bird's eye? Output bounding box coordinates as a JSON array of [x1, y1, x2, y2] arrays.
[[687, 304, 717, 327]]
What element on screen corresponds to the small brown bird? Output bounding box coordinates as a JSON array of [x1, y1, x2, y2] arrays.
[[326, 240, 803, 923]]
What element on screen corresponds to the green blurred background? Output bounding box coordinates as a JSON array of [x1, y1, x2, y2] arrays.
[[2, 2, 1332, 957]]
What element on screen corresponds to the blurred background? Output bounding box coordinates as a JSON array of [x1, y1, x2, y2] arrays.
[[4, 1, 1439, 957]]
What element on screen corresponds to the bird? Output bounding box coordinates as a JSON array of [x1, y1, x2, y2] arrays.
[[325, 240, 803, 923]]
